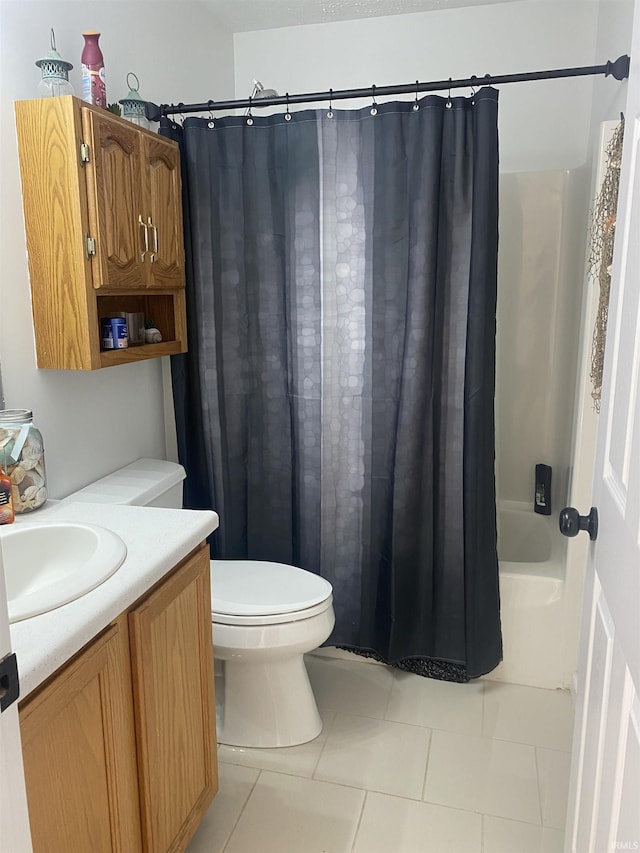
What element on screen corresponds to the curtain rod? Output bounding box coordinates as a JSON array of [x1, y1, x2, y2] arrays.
[[146, 54, 630, 121]]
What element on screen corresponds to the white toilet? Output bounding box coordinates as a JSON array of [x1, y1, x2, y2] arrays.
[[65, 458, 335, 748]]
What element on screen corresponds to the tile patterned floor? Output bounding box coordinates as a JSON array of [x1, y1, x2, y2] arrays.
[[188, 655, 574, 853]]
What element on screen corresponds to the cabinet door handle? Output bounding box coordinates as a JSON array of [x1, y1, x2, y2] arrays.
[[148, 216, 158, 263], [138, 214, 149, 262]]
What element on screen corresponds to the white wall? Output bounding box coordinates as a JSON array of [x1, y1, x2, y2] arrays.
[[589, 0, 634, 142], [233, 0, 601, 172], [0, 0, 234, 499]]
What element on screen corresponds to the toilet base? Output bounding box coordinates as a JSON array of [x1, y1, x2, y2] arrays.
[[217, 655, 323, 748]]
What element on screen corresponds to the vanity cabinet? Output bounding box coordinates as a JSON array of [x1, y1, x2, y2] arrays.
[[14, 96, 187, 370], [19, 543, 217, 853]]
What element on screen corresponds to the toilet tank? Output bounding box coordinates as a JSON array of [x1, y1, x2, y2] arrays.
[[63, 459, 186, 508]]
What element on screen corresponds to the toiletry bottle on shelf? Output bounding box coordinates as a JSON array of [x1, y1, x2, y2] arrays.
[[81, 31, 106, 107], [0, 453, 15, 525], [534, 463, 552, 516]]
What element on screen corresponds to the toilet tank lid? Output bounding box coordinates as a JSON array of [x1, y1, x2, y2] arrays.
[[63, 458, 185, 506]]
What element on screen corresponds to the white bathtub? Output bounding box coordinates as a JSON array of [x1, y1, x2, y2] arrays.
[[490, 500, 569, 688]]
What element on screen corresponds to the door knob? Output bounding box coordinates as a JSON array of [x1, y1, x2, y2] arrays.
[[559, 506, 598, 541]]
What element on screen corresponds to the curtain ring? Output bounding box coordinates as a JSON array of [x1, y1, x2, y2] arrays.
[[327, 88, 334, 119], [177, 102, 186, 123], [446, 79, 453, 109], [285, 92, 292, 121], [207, 100, 215, 128], [371, 84, 378, 116], [469, 75, 477, 105], [413, 80, 420, 111], [246, 95, 254, 125]]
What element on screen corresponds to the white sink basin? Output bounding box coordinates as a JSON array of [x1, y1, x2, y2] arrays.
[[0, 522, 127, 623]]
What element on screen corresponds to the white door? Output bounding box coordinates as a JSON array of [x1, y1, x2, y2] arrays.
[[0, 545, 32, 852], [566, 6, 640, 851]]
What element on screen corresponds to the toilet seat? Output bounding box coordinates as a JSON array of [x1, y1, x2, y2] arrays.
[[210, 560, 333, 625], [212, 596, 333, 626]]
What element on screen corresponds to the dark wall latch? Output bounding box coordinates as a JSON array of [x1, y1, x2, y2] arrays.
[[0, 652, 20, 713]]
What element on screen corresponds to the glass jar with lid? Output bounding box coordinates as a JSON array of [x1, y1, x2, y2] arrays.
[[0, 409, 47, 512]]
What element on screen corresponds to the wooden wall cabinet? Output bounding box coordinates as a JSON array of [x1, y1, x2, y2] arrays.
[[14, 96, 187, 370], [19, 544, 217, 853]]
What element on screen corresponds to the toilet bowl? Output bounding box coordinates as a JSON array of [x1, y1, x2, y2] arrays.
[[63, 460, 335, 750], [211, 559, 335, 748]]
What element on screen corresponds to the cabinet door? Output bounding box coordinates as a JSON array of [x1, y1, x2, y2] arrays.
[[83, 108, 147, 289], [129, 544, 217, 853], [19, 617, 142, 853], [144, 134, 186, 289]]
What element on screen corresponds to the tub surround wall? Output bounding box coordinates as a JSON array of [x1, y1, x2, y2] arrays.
[[497, 170, 589, 513], [492, 116, 629, 691]]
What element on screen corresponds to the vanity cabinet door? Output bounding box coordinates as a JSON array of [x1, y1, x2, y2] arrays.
[[19, 616, 142, 853], [144, 134, 186, 289], [128, 544, 217, 853]]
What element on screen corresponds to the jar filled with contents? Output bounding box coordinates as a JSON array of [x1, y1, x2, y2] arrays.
[[0, 409, 47, 512]]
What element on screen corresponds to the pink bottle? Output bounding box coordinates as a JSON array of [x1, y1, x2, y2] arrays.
[[81, 31, 106, 107]]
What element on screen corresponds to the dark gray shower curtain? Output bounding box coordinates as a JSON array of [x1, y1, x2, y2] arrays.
[[162, 87, 502, 680]]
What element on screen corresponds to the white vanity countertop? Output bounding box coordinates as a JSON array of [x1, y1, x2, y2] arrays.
[[9, 501, 219, 699]]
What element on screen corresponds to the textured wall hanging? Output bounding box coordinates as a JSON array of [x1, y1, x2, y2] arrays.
[[588, 119, 624, 411]]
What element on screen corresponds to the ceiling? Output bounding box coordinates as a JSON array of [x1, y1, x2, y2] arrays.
[[203, 0, 520, 33]]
